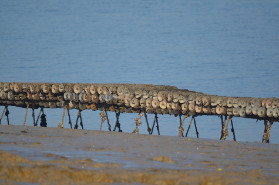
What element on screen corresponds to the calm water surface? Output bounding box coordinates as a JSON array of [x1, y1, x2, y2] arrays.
[[0, 0, 279, 143]]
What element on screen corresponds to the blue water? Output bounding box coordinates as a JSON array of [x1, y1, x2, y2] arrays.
[[1, 0, 279, 143]]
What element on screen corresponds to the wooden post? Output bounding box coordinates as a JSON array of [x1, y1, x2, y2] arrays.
[[58, 105, 67, 128], [24, 104, 29, 126], [0, 105, 7, 124], [144, 112, 151, 134], [105, 110, 111, 131], [35, 108, 42, 126], [178, 114, 188, 137], [67, 107, 72, 128], [185, 116, 195, 137], [32, 107, 36, 126]]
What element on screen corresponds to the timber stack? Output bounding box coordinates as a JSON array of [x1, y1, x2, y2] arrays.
[[0, 82, 278, 143]]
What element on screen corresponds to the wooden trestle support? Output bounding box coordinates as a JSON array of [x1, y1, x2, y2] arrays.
[[0, 82, 278, 143]]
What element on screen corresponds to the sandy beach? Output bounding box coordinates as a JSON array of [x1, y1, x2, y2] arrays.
[[0, 125, 279, 184]]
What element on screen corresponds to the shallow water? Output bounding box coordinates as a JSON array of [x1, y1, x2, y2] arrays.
[[0, 0, 279, 142]]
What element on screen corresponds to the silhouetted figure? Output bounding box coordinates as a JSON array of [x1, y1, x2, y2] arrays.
[[5, 107, 9, 125], [40, 114, 47, 127]]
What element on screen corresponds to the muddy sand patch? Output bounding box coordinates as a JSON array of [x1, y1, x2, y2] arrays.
[[0, 125, 278, 184]]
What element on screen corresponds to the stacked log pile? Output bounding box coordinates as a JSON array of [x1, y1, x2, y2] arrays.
[[0, 82, 278, 122]]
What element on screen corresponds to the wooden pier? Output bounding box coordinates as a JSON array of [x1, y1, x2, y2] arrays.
[[0, 82, 278, 143]]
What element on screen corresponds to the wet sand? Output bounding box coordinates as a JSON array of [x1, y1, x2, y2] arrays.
[[0, 125, 279, 184]]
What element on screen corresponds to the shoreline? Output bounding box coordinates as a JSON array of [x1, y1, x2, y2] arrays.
[[0, 125, 279, 184]]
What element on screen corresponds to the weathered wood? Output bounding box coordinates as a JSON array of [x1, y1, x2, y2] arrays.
[[0, 82, 278, 123]]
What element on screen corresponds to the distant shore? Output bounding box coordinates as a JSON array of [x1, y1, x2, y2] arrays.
[[0, 125, 278, 184]]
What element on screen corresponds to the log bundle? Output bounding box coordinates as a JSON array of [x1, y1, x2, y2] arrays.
[[0, 82, 278, 122]]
